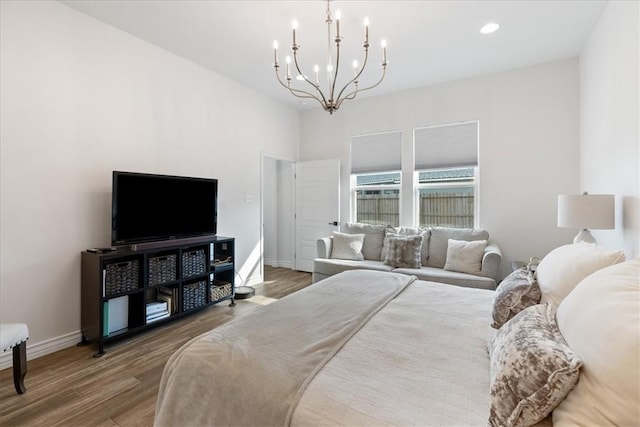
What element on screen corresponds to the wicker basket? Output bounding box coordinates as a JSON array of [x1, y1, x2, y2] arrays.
[[210, 280, 232, 302], [182, 281, 207, 311], [148, 254, 177, 286], [105, 260, 139, 296], [182, 249, 206, 278]]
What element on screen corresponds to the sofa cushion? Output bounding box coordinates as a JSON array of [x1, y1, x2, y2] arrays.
[[427, 227, 490, 268], [330, 231, 365, 261], [342, 222, 386, 261], [383, 234, 423, 268], [392, 266, 496, 290], [313, 258, 394, 277], [553, 259, 640, 427], [443, 239, 487, 275], [536, 243, 625, 308]]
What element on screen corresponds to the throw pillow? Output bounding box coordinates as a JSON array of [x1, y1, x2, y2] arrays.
[[380, 227, 430, 264], [383, 234, 423, 268], [553, 259, 640, 427], [342, 222, 386, 261], [491, 267, 541, 329], [488, 303, 582, 427], [443, 239, 487, 275], [427, 227, 489, 268], [330, 231, 365, 261], [536, 243, 625, 308]]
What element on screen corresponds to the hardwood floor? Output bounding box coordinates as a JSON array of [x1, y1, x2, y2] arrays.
[[0, 267, 312, 427]]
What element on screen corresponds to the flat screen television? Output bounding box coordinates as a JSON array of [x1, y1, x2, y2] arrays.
[[112, 171, 217, 246]]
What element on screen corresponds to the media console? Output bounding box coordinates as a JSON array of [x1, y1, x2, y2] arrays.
[[80, 235, 235, 357]]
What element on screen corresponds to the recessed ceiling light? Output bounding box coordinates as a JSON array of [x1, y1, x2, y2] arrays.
[[480, 22, 500, 35]]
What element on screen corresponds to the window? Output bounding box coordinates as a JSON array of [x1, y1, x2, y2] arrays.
[[414, 121, 478, 228], [351, 131, 401, 226], [353, 172, 400, 226], [417, 167, 476, 228]]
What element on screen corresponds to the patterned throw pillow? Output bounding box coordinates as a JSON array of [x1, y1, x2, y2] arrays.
[[330, 231, 365, 261], [380, 227, 430, 264], [488, 303, 582, 427], [383, 234, 423, 268], [492, 268, 541, 329]]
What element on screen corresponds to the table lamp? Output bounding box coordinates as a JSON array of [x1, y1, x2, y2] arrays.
[[557, 192, 615, 244]]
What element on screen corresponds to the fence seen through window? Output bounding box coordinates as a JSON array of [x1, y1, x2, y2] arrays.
[[354, 168, 475, 228]]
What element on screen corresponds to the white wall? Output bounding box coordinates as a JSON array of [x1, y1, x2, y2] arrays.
[[0, 1, 298, 359], [580, 0, 639, 258], [300, 59, 581, 277]]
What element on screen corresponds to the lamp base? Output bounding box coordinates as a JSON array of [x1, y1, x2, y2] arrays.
[[573, 229, 596, 244]]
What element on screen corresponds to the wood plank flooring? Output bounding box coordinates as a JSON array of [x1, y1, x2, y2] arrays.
[[0, 267, 312, 427]]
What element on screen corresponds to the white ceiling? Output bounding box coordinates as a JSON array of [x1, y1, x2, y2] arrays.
[[60, 0, 607, 110]]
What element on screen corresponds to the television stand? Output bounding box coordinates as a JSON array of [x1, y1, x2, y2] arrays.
[[80, 236, 235, 357]]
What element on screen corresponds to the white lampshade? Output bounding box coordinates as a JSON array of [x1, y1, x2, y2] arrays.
[[557, 193, 615, 243]]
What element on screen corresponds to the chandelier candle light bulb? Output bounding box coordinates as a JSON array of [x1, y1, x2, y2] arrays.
[[272, 0, 387, 114]]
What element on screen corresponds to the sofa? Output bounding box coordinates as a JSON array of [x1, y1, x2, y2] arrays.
[[313, 223, 502, 289]]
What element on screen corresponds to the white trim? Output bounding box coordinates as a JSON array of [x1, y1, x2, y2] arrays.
[[0, 330, 82, 370]]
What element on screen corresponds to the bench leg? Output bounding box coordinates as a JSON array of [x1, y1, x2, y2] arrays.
[[12, 341, 27, 394]]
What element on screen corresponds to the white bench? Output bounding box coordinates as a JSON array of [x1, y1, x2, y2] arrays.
[[0, 323, 29, 394]]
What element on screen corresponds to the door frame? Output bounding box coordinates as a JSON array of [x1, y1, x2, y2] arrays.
[[260, 153, 296, 282]]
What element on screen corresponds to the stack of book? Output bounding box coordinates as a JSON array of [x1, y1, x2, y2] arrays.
[[146, 300, 170, 324]]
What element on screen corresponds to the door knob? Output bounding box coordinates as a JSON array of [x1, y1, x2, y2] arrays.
[[328, 221, 338, 226]]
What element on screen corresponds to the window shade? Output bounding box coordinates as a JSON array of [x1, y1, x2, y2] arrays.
[[414, 121, 478, 170], [351, 131, 402, 174]]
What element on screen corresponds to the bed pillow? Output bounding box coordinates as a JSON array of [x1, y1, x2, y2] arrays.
[[553, 259, 640, 427], [383, 234, 423, 268], [342, 222, 386, 261], [491, 267, 541, 329], [488, 303, 582, 427], [330, 231, 365, 261], [443, 239, 487, 275], [536, 243, 625, 308]]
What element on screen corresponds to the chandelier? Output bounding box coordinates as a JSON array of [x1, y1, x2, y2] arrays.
[[272, 0, 388, 114]]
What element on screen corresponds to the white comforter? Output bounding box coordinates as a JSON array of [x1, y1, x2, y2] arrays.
[[292, 278, 495, 426]]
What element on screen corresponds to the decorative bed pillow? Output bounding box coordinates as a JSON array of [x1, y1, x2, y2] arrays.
[[443, 239, 487, 275], [330, 231, 365, 261], [488, 303, 582, 427], [553, 259, 640, 427], [536, 243, 625, 308], [342, 222, 386, 261], [491, 267, 541, 329], [383, 234, 423, 268]]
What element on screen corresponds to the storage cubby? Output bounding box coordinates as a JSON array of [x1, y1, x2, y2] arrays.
[[81, 236, 235, 357]]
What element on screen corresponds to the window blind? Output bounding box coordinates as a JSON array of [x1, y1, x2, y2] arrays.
[[414, 121, 478, 170], [351, 131, 402, 174]]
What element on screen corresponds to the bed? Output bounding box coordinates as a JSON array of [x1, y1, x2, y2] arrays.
[[155, 270, 497, 426], [154, 252, 640, 427]]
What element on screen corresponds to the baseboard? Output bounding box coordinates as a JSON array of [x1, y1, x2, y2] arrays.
[[0, 330, 82, 370], [264, 259, 294, 269]]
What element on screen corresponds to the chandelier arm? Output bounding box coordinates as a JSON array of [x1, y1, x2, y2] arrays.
[[331, 38, 341, 104], [274, 68, 326, 103], [292, 50, 330, 106], [335, 66, 387, 109], [334, 46, 370, 104]]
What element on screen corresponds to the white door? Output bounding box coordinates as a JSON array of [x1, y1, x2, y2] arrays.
[[295, 159, 340, 272]]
